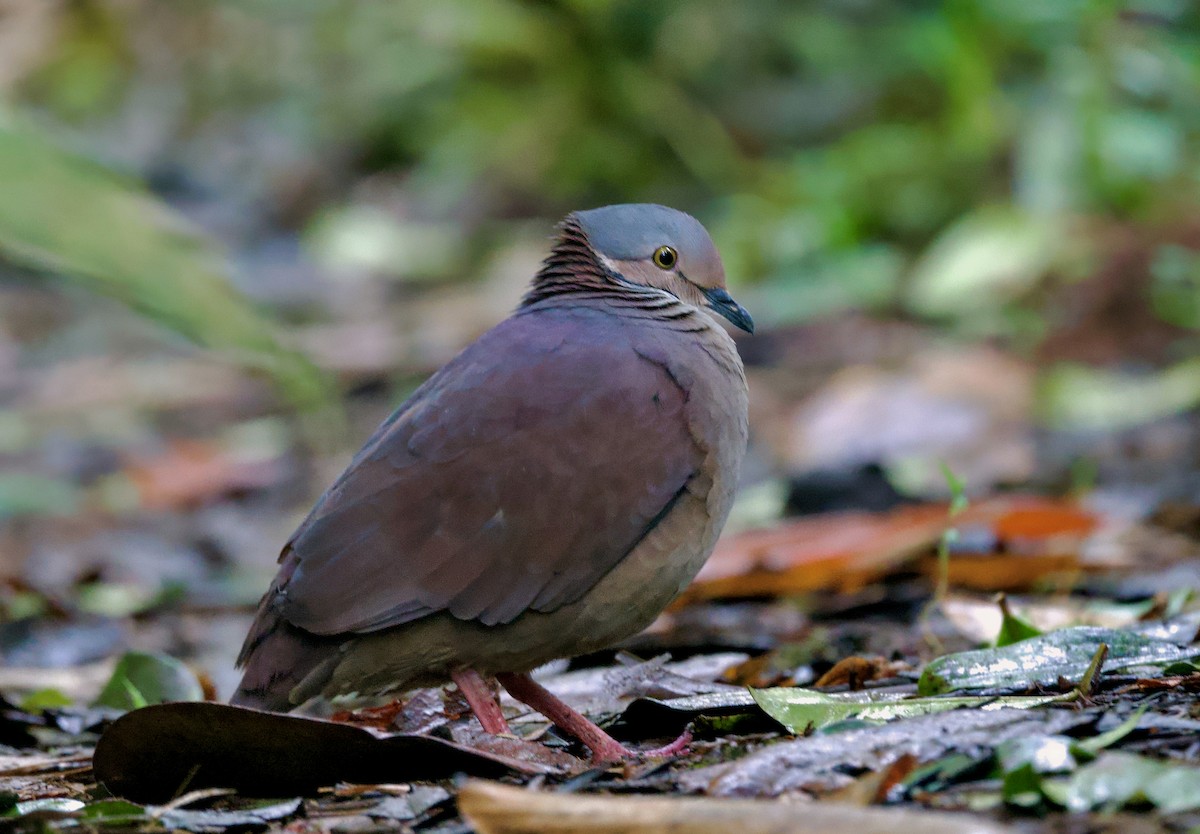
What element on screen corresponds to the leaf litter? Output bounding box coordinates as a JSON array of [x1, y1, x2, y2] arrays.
[[1, 521, 1198, 833]]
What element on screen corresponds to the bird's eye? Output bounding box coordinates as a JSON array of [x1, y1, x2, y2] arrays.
[[652, 245, 678, 270]]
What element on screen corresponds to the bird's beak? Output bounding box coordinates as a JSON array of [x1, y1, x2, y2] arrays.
[[702, 287, 755, 334]]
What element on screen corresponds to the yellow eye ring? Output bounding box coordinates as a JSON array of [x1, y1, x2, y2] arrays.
[[652, 245, 678, 270]]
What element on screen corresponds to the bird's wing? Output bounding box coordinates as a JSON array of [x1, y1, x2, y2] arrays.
[[270, 309, 701, 635]]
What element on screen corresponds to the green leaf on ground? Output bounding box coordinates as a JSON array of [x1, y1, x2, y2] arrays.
[[918, 627, 1200, 695], [19, 688, 73, 713], [1075, 708, 1145, 755], [79, 800, 146, 822], [998, 735, 1078, 808], [1042, 752, 1200, 813], [94, 651, 204, 711], [750, 687, 1066, 733], [994, 596, 1042, 647]]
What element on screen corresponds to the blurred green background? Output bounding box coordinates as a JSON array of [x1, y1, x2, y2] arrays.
[[1, 1, 1199, 672], [5, 3, 1200, 358]]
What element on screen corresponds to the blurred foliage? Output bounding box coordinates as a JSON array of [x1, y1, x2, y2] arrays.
[[94, 651, 204, 711], [0, 0, 1198, 421], [0, 118, 336, 423]]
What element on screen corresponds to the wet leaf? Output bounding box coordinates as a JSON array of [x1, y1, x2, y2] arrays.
[[685, 706, 1089, 798], [10, 798, 85, 815], [918, 627, 1200, 695], [618, 690, 775, 738], [159, 798, 302, 833], [994, 708, 1147, 810], [365, 786, 451, 821], [94, 651, 204, 711], [751, 687, 1067, 733]]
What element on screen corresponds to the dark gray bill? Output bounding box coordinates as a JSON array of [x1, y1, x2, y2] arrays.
[[702, 287, 754, 334]]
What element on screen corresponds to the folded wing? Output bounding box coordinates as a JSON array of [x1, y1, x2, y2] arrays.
[[253, 309, 701, 644]]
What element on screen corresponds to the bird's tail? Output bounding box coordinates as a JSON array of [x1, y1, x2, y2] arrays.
[[231, 605, 338, 712]]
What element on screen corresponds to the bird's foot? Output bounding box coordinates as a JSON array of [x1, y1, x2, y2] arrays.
[[600, 727, 693, 761], [496, 671, 691, 764], [633, 727, 693, 759], [451, 667, 511, 735]]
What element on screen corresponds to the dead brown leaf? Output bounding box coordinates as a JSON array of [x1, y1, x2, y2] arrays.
[[458, 779, 1018, 834], [94, 702, 568, 802], [814, 656, 908, 690]]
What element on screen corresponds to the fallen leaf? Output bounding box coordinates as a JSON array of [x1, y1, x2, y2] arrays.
[[814, 656, 907, 689], [94, 701, 568, 802], [827, 753, 921, 805], [11, 798, 85, 815], [751, 687, 1068, 734], [994, 595, 1043, 647], [940, 594, 1154, 644], [363, 786, 450, 821], [458, 779, 1018, 834], [683, 505, 950, 602], [919, 552, 1082, 592], [1115, 672, 1200, 693], [93, 652, 205, 711], [918, 627, 1200, 695], [991, 504, 1098, 540], [617, 690, 769, 738], [1042, 751, 1200, 813], [684, 707, 1088, 798], [158, 798, 302, 833], [78, 799, 146, 823], [502, 653, 746, 727], [684, 497, 1106, 603]]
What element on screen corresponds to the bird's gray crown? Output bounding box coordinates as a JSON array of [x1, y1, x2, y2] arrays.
[[571, 204, 718, 264]]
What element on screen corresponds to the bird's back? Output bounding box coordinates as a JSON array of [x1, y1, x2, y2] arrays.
[[234, 298, 746, 710]]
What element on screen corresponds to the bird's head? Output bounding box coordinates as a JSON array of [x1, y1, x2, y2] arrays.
[[534, 204, 754, 334]]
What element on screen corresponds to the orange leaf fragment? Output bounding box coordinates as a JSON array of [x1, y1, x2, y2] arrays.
[[681, 505, 949, 603], [681, 496, 1105, 603], [814, 656, 906, 690], [125, 439, 281, 510]]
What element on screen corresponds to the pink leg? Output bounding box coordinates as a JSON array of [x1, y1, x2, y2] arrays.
[[497, 672, 691, 763], [450, 667, 511, 735]]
